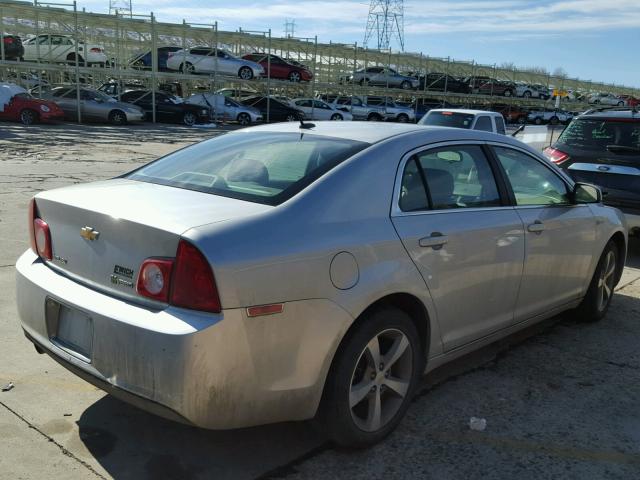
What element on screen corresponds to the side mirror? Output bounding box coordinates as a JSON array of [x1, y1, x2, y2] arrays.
[[572, 182, 602, 204]]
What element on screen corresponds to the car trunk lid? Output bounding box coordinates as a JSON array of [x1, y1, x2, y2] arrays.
[[34, 178, 270, 304]]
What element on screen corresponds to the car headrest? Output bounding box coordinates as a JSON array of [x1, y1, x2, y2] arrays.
[[424, 168, 454, 207], [226, 159, 269, 185]]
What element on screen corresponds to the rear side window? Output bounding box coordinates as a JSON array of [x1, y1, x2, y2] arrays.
[[495, 116, 506, 135], [557, 118, 640, 151], [420, 111, 475, 128], [400, 145, 501, 211], [127, 132, 369, 205], [474, 116, 493, 132]]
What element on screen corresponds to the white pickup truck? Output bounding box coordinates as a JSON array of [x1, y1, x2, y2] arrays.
[[418, 108, 507, 134], [22, 34, 108, 66]]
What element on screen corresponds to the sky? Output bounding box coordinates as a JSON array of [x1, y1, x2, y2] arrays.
[[79, 0, 640, 87]]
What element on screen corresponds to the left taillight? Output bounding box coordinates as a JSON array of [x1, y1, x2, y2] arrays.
[[90, 47, 103, 53], [543, 146, 570, 165], [136, 258, 174, 302], [29, 198, 52, 260]]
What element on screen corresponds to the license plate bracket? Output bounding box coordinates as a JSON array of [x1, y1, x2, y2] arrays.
[[45, 297, 93, 363]]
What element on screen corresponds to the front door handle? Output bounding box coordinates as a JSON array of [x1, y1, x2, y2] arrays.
[[527, 221, 545, 233], [419, 232, 449, 249]]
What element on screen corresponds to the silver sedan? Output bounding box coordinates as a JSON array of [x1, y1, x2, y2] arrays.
[[16, 123, 626, 447], [41, 86, 146, 124]]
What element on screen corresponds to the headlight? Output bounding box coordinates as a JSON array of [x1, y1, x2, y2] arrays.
[[40, 105, 50, 113]]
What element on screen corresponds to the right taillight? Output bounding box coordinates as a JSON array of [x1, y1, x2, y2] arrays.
[[29, 199, 52, 261], [543, 147, 570, 165], [136, 239, 221, 313]]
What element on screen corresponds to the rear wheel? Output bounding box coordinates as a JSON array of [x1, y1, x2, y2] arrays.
[[523, 90, 532, 98], [517, 116, 526, 125], [549, 116, 560, 125], [66, 53, 84, 64], [20, 109, 38, 126], [359, 78, 369, 86], [317, 307, 423, 447], [367, 113, 382, 122], [108, 110, 127, 125], [237, 112, 251, 126], [534, 117, 543, 125], [617, 101, 624, 107], [574, 240, 619, 322], [330, 113, 343, 121], [238, 66, 254, 80], [503, 89, 513, 97], [288, 71, 302, 82], [400, 80, 412, 90], [397, 113, 409, 123], [285, 114, 298, 122], [183, 112, 197, 126]]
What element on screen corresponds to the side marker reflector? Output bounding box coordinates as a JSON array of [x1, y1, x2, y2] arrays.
[[247, 304, 284, 318]]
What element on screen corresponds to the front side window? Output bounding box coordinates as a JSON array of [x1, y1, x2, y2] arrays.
[[495, 116, 506, 135], [127, 132, 370, 205], [399, 145, 501, 211], [493, 147, 570, 206]]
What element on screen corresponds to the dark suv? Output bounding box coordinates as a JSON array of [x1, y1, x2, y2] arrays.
[[545, 108, 640, 234], [1, 34, 24, 60], [466, 76, 516, 97]]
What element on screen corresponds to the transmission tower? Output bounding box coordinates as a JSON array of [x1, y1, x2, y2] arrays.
[[363, 0, 404, 51], [284, 19, 296, 38], [109, 0, 132, 17]]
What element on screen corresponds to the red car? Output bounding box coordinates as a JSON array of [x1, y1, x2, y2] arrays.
[[0, 84, 64, 125], [242, 53, 313, 82], [619, 95, 640, 107]]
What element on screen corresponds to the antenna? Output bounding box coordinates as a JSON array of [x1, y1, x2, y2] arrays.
[[363, 0, 404, 51], [284, 18, 296, 38], [109, 0, 133, 17]]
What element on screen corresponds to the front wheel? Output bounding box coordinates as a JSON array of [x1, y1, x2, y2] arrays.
[[238, 66, 254, 80], [108, 110, 127, 125], [573, 240, 619, 322], [367, 113, 382, 122], [397, 113, 409, 123], [285, 114, 298, 122], [183, 112, 197, 126], [523, 91, 532, 98], [288, 71, 301, 82], [617, 101, 624, 107], [330, 113, 343, 121], [503, 89, 513, 97], [237, 112, 251, 126], [400, 80, 412, 90], [317, 307, 423, 447], [549, 116, 559, 125], [20, 109, 38, 125], [534, 117, 543, 125]]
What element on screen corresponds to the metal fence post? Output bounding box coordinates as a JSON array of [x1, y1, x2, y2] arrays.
[[151, 12, 157, 123], [73, 1, 81, 123]]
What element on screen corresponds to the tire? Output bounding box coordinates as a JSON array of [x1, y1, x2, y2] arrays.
[[503, 89, 513, 97], [108, 110, 127, 126], [238, 66, 254, 80], [359, 78, 369, 86], [317, 307, 423, 447], [180, 62, 195, 74], [330, 113, 343, 121], [288, 71, 302, 82], [396, 113, 409, 123], [523, 91, 532, 98], [400, 81, 411, 90], [182, 112, 197, 126], [19, 109, 38, 126], [237, 112, 251, 126], [593, 100, 600, 105], [534, 117, 543, 125], [617, 101, 624, 107], [285, 114, 299, 122], [573, 240, 619, 322], [367, 113, 382, 122], [517, 116, 526, 125], [549, 116, 559, 126]]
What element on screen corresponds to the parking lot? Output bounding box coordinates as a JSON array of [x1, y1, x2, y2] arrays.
[[1, 123, 640, 480]]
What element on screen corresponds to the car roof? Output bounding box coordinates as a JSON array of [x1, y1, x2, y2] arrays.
[[580, 109, 640, 119], [428, 108, 500, 116], [239, 121, 522, 145]]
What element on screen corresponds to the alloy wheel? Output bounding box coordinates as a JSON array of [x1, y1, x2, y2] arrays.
[[183, 112, 197, 126], [289, 71, 301, 82], [20, 109, 36, 125], [330, 113, 343, 121], [237, 113, 251, 126], [110, 111, 126, 125], [285, 114, 298, 122], [597, 250, 616, 312], [239, 67, 253, 80], [349, 329, 413, 432]]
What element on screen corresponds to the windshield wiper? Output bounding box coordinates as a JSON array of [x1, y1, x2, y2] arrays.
[[606, 144, 640, 154]]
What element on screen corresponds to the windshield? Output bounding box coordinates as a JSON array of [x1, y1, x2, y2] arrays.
[[127, 132, 370, 205], [419, 111, 475, 128], [557, 118, 640, 151]]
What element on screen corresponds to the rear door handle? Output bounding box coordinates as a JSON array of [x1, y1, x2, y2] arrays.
[[419, 232, 449, 249], [527, 221, 545, 233]]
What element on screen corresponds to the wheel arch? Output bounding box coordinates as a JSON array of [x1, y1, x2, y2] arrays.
[[610, 231, 626, 285]]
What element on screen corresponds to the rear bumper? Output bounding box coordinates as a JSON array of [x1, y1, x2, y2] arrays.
[[16, 250, 351, 429]]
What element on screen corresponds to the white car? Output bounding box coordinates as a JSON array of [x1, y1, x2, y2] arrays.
[[22, 34, 107, 65], [290, 98, 353, 121], [419, 109, 507, 134], [516, 84, 550, 99], [166, 47, 264, 80], [186, 93, 263, 125], [588, 93, 626, 106]]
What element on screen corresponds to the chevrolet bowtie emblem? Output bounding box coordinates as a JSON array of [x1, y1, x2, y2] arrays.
[[80, 226, 100, 241]]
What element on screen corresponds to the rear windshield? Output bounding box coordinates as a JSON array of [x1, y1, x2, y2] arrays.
[[557, 118, 640, 150], [126, 132, 369, 205], [420, 112, 475, 128]]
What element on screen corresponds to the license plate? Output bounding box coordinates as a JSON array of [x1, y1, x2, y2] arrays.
[[45, 298, 93, 362]]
